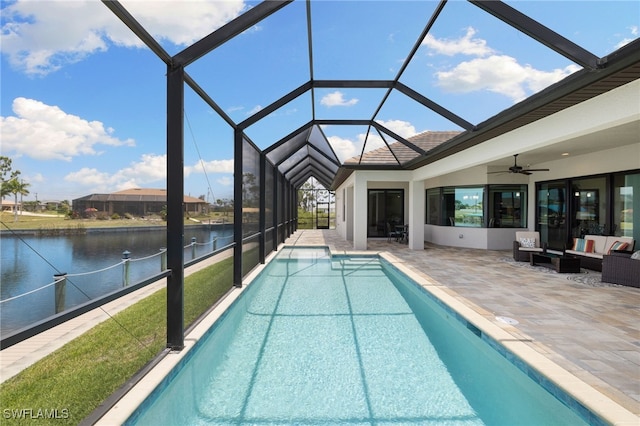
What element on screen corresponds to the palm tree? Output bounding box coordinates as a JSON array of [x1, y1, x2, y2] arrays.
[[5, 178, 30, 222]]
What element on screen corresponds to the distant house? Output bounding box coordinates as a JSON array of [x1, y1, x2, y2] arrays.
[[40, 200, 63, 212], [1, 199, 20, 212], [72, 188, 208, 217]]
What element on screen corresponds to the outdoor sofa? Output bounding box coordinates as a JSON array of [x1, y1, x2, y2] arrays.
[[564, 234, 635, 271], [601, 251, 640, 288]]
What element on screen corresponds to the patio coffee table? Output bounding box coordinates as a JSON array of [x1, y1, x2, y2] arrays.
[[530, 252, 581, 273]]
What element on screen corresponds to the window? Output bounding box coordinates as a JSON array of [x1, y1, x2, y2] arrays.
[[438, 186, 483, 227], [571, 176, 606, 237], [428, 185, 523, 228], [451, 187, 483, 227], [488, 185, 527, 228], [426, 188, 440, 225], [613, 172, 639, 240]]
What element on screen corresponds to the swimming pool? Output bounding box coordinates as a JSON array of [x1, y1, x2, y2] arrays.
[[121, 247, 599, 425]]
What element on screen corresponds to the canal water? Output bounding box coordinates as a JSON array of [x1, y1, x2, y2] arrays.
[[0, 225, 233, 335]]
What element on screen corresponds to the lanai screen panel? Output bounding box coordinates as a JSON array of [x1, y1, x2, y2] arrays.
[[242, 137, 261, 237], [265, 160, 275, 250], [265, 126, 312, 167], [399, 0, 588, 125]]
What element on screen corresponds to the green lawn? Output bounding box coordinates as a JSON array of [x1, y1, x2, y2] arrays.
[[0, 257, 234, 425], [0, 211, 233, 231]]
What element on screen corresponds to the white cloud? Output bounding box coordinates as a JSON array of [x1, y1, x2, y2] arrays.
[[320, 91, 358, 107], [119, 0, 246, 46], [64, 153, 166, 193], [217, 176, 233, 187], [613, 26, 638, 50], [116, 153, 167, 182], [247, 105, 263, 115], [327, 119, 420, 162], [1, 0, 246, 75], [327, 135, 359, 162], [435, 56, 580, 102], [0, 97, 135, 161], [62, 154, 234, 194], [64, 168, 119, 193], [615, 38, 636, 50], [422, 27, 494, 57], [24, 173, 44, 184], [184, 159, 234, 177], [422, 27, 581, 102], [376, 119, 418, 139]]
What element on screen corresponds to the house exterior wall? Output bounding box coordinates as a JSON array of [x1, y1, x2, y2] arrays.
[[335, 79, 639, 251]]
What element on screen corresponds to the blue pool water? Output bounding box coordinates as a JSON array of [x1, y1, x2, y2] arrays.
[[127, 247, 593, 425]]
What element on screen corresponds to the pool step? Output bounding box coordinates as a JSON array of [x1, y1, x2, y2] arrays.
[[331, 258, 382, 270]]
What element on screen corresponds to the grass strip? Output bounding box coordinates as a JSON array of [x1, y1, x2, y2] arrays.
[[0, 213, 233, 231], [0, 257, 233, 425]]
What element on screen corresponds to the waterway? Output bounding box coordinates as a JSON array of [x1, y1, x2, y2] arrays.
[[0, 225, 234, 336]]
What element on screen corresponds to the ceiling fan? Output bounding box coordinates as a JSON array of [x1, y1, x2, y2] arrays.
[[488, 154, 549, 175]]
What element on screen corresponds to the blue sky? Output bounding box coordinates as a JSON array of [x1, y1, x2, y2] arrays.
[[1, 0, 638, 204]]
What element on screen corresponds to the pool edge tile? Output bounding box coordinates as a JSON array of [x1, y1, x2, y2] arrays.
[[385, 253, 640, 426]]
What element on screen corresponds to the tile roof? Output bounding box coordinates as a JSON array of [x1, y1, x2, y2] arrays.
[[75, 188, 206, 204], [344, 130, 462, 166]]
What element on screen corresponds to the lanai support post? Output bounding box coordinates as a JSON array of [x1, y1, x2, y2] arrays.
[[272, 167, 279, 252], [279, 173, 285, 243], [284, 181, 290, 236], [166, 64, 185, 351], [259, 152, 266, 264], [289, 183, 295, 235], [233, 129, 243, 288]]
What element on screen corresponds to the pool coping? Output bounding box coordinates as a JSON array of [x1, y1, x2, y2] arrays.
[[379, 251, 639, 426], [95, 247, 639, 425]]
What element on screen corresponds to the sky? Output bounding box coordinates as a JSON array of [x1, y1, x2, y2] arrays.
[[1, 0, 638, 204]]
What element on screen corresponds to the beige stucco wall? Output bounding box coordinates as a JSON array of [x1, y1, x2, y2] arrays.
[[334, 79, 639, 251]]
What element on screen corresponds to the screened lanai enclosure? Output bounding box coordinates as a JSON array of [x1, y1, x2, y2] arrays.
[[102, 0, 639, 349]]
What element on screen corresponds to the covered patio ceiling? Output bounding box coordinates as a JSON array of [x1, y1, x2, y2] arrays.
[[103, 0, 640, 190]]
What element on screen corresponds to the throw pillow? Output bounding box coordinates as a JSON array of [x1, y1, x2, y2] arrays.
[[519, 237, 536, 248], [584, 239, 595, 253], [571, 238, 594, 253], [572, 238, 585, 251], [608, 241, 629, 254], [631, 251, 640, 260]]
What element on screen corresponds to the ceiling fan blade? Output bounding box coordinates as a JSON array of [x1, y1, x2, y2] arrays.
[[525, 168, 550, 172]]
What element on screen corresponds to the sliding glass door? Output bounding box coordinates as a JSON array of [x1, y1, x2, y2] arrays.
[[367, 189, 404, 237], [538, 181, 567, 251]]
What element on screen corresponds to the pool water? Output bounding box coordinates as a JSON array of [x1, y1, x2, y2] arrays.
[[127, 247, 590, 425]]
